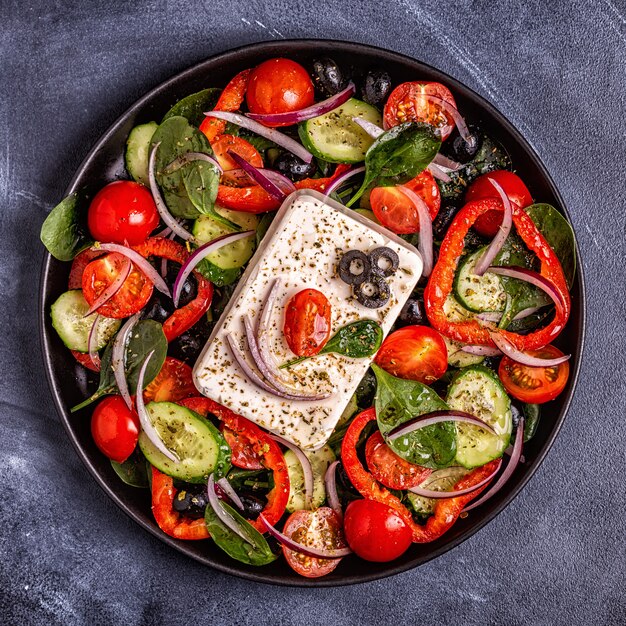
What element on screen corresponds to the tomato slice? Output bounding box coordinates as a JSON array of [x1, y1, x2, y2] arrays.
[[498, 345, 570, 404], [369, 170, 440, 234], [82, 252, 153, 319], [210, 134, 263, 171], [142, 357, 196, 403], [283, 289, 332, 357], [221, 425, 264, 470], [282, 508, 347, 578], [383, 81, 457, 139], [68, 248, 105, 290]]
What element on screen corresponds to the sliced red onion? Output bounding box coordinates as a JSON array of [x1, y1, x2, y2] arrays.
[[163, 151, 223, 175], [416, 92, 475, 147], [207, 474, 254, 544], [172, 231, 254, 306], [227, 150, 286, 200], [432, 153, 462, 171], [159, 230, 177, 279], [93, 242, 170, 297], [427, 162, 452, 183], [84, 257, 131, 316], [408, 459, 502, 499], [216, 477, 244, 511], [397, 185, 433, 277], [203, 111, 313, 163], [351, 116, 384, 138], [325, 166, 365, 197], [247, 82, 355, 125], [154, 226, 173, 238], [464, 418, 524, 512], [111, 313, 140, 410], [474, 179, 513, 276], [388, 410, 497, 441], [477, 306, 543, 324], [135, 350, 180, 463], [270, 434, 314, 510], [324, 461, 342, 517], [226, 166, 296, 195], [490, 332, 570, 367], [87, 314, 102, 369], [259, 514, 352, 559], [461, 345, 502, 357]]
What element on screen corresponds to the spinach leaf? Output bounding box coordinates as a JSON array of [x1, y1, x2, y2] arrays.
[[204, 500, 278, 566], [347, 122, 441, 207], [526, 203, 577, 288], [110, 448, 148, 488], [195, 260, 241, 288], [71, 320, 167, 412], [162, 88, 221, 127], [523, 403, 541, 443], [40, 192, 91, 261], [372, 364, 457, 469]]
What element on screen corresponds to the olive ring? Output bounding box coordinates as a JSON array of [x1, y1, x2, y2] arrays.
[[368, 247, 400, 277], [338, 250, 371, 286], [353, 274, 391, 309]]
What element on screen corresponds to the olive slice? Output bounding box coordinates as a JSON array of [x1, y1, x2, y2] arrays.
[[368, 247, 399, 277], [338, 250, 371, 285], [354, 275, 391, 308]]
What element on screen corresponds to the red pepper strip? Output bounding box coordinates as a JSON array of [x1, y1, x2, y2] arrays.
[[424, 198, 571, 351], [199, 69, 252, 142], [151, 467, 210, 540], [341, 408, 499, 543], [132, 237, 213, 342], [180, 397, 290, 534], [293, 163, 352, 193]]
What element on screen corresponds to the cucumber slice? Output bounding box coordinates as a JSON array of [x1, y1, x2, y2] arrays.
[[446, 366, 512, 468], [442, 293, 473, 322], [50, 289, 121, 352], [406, 466, 470, 517], [125, 122, 158, 187], [285, 444, 335, 513], [138, 402, 231, 483], [298, 98, 382, 163], [354, 208, 380, 224], [442, 336, 484, 368], [454, 248, 506, 313]]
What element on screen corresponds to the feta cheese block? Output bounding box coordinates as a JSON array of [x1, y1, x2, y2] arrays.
[[193, 190, 423, 450]]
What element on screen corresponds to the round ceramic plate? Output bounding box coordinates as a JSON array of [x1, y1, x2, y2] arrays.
[[39, 39, 585, 586]]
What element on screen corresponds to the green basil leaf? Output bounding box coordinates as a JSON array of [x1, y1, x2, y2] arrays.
[[162, 88, 221, 127], [40, 192, 91, 261]]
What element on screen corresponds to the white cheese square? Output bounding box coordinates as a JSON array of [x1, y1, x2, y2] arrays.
[[193, 190, 423, 449]]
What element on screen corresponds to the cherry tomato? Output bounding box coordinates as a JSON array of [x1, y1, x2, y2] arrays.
[[142, 357, 196, 403], [498, 345, 570, 404], [82, 252, 153, 319], [282, 507, 347, 578], [374, 325, 447, 384], [87, 181, 159, 245], [365, 431, 431, 490], [383, 81, 457, 140], [221, 425, 264, 470], [283, 289, 332, 357], [343, 499, 412, 562], [369, 170, 441, 234], [246, 58, 315, 126], [91, 395, 140, 463], [466, 170, 533, 237], [210, 134, 263, 171]]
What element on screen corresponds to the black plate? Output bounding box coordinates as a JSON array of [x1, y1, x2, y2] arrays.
[[39, 39, 585, 587]]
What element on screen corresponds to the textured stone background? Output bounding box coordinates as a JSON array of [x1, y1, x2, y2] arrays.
[[1, 0, 623, 624]]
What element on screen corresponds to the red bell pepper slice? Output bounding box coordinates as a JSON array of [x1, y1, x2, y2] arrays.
[[180, 397, 290, 534], [341, 408, 499, 543], [424, 198, 571, 351]]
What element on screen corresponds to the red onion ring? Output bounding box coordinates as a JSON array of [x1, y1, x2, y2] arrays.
[[416, 92, 475, 147], [432, 153, 462, 171], [160, 230, 177, 279], [227, 150, 286, 200], [474, 179, 513, 276], [397, 185, 433, 277], [325, 166, 365, 197], [203, 111, 313, 163], [476, 306, 542, 324], [324, 461, 342, 517], [84, 257, 132, 316], [154, 226, 173, 238], [460, 344, 502, 356], [489, 332, 570, 367], [87, 314, 102, 369], [111, 313, 140, 410], [216, 477, 244, 512], [259, 514, 352, 559], [163, 151, 223, 175], [427, 162, 452, 183], [388, 410, 497, 441], [270, 434, 314, 510], [172, 231, 254, 306], [247, 82, 356, 125], [207, 474, 255, 544], [351, 116, 384, 138], [148, 143, 195, 242]]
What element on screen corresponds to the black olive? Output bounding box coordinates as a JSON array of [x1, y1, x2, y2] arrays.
[[432, 203, 461, 241], [397, 297, 424, 327], [338, 250, 371, 285], [273, 152, 317, 182], [360, 69, 392, 107], [168, 315, 213, 363], [353, 274, 390, 308], [356, 369, 377, 408], [311, 57, 346, 98], [142, 292, 175, 325], [441, 124, 482, 163], [238, 492, 266, 520], [172, 488, 208, 519], [464, 230, 488, 250], [368, 247, 399, 277]]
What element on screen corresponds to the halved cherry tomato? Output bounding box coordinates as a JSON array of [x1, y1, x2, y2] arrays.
[[68, 248, 104, 290], [246, 58, 314, 126], [142, 357, 196, 403], [210, 134, 263, 171], [384, 81, 457, 140], [365, 431, 431, 490], [91, 395, 140, 463], [374, 325, 448, 384], [466, 170, 533, 237], [283, 289, 332, 357], [82, 252, 153, 319], [343, 499, 412, 562], [369, 170, 440, 234], [498, 345, 569, 404], [282, 507, 347, 578], [221, 425, 264, 470]]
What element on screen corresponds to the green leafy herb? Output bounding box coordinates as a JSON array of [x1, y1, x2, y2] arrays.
[[110, 448, 148, 488], [256, 212, 276, 246], [162, 88, 221, 127], [347, 122, 441, 207], [523, 403, 541, 443], [71, 320, 167, 412], [40, 192, 91, 261], [372, 364, 457, 469]]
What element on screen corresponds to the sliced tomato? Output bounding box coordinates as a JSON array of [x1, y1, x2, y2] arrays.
[[216, 184, 281, 213], [82, 252, 153, 319], [383, 81, 457, 139], [283, 289, 332, 357], [210, 134, 263, 171], [221, 425, 264, 470], [71, 350, 100, 372], [498, 345, 570, 404], [68, 248, 104, 290], [282, 508, 347, 578], [142, 357, 196, 403], [369, 170, 440, 234]]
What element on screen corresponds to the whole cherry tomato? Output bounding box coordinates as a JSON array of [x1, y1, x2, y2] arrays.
[[283, 289, 332, 357], [91, 395, 140, 463]]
